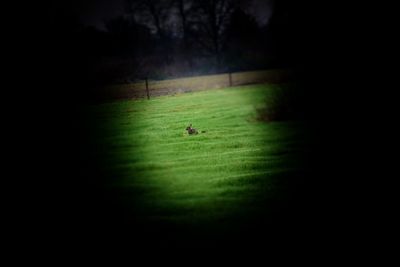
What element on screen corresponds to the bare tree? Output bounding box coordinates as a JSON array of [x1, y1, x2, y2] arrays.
[[176, 0, 189, 45], [193, 0, 237, 70], [173, 0, 200, 70], [125, 0, 175, 39], [125, 0, 177, 69]]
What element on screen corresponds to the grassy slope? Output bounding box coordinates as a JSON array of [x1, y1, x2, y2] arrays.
[[87, 84, 308, 245]]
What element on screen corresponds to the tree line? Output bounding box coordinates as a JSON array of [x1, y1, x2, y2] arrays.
[[48, 0, 297, 86]]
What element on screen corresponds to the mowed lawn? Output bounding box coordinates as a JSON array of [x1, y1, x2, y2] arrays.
[[86, 84, 309, 245]]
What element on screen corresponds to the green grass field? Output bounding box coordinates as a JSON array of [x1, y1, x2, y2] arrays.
[[86, 83, 308, 245]]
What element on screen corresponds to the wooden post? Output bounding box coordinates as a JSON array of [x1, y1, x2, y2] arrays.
[[229, 72, 233, 87], [145, 77, 150, 100]]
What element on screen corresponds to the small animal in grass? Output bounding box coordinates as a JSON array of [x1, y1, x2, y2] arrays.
[[185, 124, 206, 135]]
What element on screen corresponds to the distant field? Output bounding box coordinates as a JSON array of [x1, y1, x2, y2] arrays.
[[104, 69, 292, 100], [86, 83, 308, 246]]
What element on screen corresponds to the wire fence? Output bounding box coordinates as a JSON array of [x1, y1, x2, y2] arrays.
[[103, 69, 293, 100]]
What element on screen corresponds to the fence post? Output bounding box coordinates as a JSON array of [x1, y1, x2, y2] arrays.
[[145, 77, 150, 100], [229, 72, 233, 87]]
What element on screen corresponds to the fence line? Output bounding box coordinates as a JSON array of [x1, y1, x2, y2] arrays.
[[105, 69, 293, 100]]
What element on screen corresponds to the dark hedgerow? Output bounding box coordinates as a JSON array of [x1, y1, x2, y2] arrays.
[[257, 83, 306, 122]]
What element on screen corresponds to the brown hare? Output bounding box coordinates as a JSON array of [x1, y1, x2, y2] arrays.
[[185, 124, 205, 135]]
